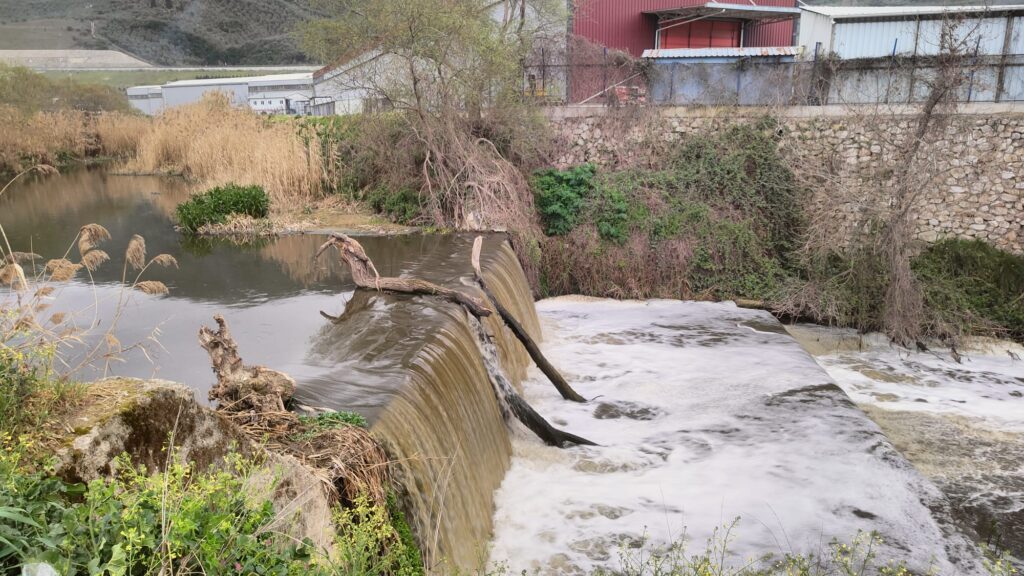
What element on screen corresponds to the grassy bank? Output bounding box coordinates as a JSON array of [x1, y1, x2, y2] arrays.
[[525, 123, 1024, 343], [0, 64, 145, 175]]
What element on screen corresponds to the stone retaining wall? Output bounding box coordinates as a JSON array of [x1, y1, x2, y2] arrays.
[[547, 105, 1023, 254]]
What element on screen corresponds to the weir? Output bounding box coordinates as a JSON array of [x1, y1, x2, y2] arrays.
[[295, 236, 541, 568]]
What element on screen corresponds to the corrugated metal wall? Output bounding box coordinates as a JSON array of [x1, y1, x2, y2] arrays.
[[832, 15, 1015, 59], [572, 0, 798, 56]]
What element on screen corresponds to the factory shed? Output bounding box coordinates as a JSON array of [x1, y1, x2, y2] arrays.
[[800, 5, 1024, 60]]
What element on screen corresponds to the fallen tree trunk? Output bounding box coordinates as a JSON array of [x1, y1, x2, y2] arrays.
[[470, 236, 586, 403], [316, 233, 595, 448], [199, 314, 296, 428], [315, 233, 492, 319], [469, 315, 596, 447]]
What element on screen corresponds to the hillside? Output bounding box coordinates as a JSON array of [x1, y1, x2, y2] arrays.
[[0, 0, 322, 66]]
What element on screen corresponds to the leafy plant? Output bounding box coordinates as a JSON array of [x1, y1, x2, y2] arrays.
[[175, 183, 270, 233], [0, 440, 323, 576], [532, 164, 596, 236], [913, 239, 1024, 341], [367, 188, 421, 224], [293, 411, 368, 442], [332, 493, 423, 576]]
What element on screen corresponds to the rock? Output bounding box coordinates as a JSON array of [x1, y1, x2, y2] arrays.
[[55, 378, 337, 554]]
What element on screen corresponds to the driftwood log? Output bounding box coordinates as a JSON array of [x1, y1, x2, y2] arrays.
[[198, 315, 391, 506], [315, 233, 491, 318], [199, 314, 296, 427], [470, 236, 586, 403], [316, 233, 595, 448], [469, 315, 596, 447]]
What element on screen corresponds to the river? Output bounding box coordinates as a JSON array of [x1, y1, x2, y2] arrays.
[[2, 169, 1021, 574]]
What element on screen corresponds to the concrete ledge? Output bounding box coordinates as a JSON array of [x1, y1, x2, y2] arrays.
[[544, 101, 1024, 120]]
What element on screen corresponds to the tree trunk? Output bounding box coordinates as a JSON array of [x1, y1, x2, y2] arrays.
[[470, 236, 587, 403], [316, 233, 595, 448]]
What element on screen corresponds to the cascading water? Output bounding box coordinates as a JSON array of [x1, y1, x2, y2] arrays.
[[303, 237, 541, 569]]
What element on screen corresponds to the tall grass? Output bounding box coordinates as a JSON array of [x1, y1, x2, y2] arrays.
[[130, 95, 326, 206], [94, 113, 151, 157], [0, 107, 149, 174]]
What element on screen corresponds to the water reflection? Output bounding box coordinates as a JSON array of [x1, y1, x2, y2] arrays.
[[0, 169, 508, 412]]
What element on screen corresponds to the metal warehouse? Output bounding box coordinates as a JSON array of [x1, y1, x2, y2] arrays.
[[128, 73, 315, 116], [799, 5, 1024, 60], [571, 0, 799, 57]]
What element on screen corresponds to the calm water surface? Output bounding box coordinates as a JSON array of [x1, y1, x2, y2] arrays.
[[0, 169, 498, 418]]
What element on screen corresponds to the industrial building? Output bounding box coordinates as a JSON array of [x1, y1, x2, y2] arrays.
[[127, 72, 315, 116], [571, 0, 798, 56], [128, 2, 1024, 114], [126, 85, 164, 116], [799, 5, 1024, 60]]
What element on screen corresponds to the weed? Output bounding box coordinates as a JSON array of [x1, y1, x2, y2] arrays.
[[367, 188, 422, 225], [531, 164, 596, 236], [0, 440, 322, 575], [175, 183, 270, 234], [293, 411, 368, 442], [332, 493, 423, 576]]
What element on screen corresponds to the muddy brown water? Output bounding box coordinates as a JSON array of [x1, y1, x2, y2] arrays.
[[0, 169, 539, 567]]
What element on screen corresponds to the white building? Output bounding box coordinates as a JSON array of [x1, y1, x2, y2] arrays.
[[799, 5, 1024, 60], [128, 72, 315, 116], [246, 73, 315, 115], [312, 52, 385, 116], [126, 85, 164, 115]]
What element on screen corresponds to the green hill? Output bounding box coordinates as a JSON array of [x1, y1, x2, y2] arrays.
[[0, 0, 322, 65]]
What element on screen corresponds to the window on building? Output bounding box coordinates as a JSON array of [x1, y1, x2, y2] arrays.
[[659, 19, 741, 49]]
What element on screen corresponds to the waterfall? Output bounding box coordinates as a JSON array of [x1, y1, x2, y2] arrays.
[[369, 239, 540, 569]]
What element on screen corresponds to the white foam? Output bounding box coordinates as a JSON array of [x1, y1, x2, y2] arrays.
[[488, 299, 980, 575], [816, 343, 1024, 433]]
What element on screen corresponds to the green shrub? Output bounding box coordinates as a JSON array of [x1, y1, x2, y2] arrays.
[[175, 184, 270, 233], [666, 118, 805, 261], [332, 493, 423, 576], [367, 188, 421, 224], [913, 239, 1024, 341], [0, 443, 320, 575], [531, 164, 596, 236]]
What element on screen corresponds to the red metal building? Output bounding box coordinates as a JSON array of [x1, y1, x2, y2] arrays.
[[571, 0, 800, 57]]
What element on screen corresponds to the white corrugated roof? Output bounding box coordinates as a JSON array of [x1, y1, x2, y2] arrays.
[[643, 46, 803, 58], [802, 4, 1024, 19], [163, 72, 312, 88], [247, 72, 314, 85]]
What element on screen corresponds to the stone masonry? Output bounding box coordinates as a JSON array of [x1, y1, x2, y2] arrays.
[[547, 105, 1023, 255]]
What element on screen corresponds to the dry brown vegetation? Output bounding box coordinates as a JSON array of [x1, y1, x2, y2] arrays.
[[0, 107, 149, 174], [129, 95, 326, 206]]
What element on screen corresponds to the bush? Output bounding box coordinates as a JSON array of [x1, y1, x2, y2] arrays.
[[537, 121, 804, 301], [175, 183, 270, 233], [0, 443, 320, 575], [367, 188, 421, 224], [531, 164, 596, 236], [914, 239, 1024, 341]]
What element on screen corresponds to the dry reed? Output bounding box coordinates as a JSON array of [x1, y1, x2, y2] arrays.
[[94, 113, 151, 157], [0, 107, 150, 173], [129, 95, 325, 207]]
